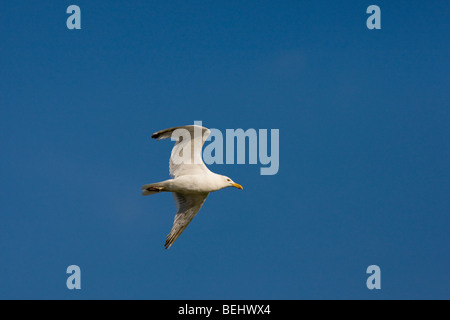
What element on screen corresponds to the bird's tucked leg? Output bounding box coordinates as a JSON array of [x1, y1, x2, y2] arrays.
[[141, 183, 166, 196], [146, 186, 164, 192]]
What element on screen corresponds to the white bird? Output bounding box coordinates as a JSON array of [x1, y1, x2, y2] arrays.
[[142, 125, 243, 249]]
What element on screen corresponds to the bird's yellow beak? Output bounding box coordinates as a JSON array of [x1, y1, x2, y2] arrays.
[[232, 183, 243, 190]]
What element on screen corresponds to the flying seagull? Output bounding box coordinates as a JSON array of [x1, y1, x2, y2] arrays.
[[142, 125, 243, 249]]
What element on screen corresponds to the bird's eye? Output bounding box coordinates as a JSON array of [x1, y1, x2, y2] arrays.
[[227, 179, 231, 181]]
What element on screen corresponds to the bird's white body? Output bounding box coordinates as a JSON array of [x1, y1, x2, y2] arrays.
[[159, 174, 231, 194], [142, 125, 243, 249]]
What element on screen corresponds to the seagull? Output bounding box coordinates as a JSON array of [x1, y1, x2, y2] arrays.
[[142, 125, 243, 249]]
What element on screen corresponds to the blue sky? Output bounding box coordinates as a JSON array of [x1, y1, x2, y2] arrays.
[[1, 1, 449, 299]]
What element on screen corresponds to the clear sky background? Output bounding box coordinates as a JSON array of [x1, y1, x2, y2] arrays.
[[1, 1, 449, 299]]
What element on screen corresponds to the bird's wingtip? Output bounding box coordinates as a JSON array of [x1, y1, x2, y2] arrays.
[[164, 240, 172, 250]]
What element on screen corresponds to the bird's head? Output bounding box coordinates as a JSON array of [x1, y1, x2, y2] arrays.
[[222, 175, 243, 190]]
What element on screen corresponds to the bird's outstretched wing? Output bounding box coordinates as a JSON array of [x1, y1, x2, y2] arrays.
[[165, 192, 209, 249], [152, 125, 211, 178]]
